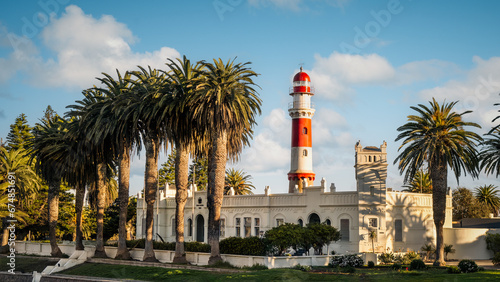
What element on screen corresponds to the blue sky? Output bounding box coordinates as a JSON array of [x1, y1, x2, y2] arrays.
[[1, 0, 500, 196]]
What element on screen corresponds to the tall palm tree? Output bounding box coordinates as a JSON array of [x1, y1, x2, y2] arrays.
[[474, 185, 500, 215], [394, 98, 482, 266], [95, 70, 140, 259], [193, 58, 261, 264], [30, 116, 66, 257], [480, 132, 500, 177], [128, 66, 168, 262], [368, 229, 377, 253], [224, 168, 255, 195], [159, 56, 204, 263], [402, 169, 432, 194]]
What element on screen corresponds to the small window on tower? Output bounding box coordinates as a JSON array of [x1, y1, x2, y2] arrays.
[[303, 127, 307, 134], [303, 150, 308, 156], [369, 156, 372, 162]]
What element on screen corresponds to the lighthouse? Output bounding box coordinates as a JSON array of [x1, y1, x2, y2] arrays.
[[288, 67, 315, 193]]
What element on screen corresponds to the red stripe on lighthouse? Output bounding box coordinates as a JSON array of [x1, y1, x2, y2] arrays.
[[291, 118, 312, 147]]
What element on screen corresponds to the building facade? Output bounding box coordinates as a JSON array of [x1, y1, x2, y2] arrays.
[[136, 69, 452, 254]]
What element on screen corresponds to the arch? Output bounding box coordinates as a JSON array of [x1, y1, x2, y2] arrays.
[[308, 213, 320, 224], [196, 214, 204, 242], [187, 218, 193, 237], [298, 218, 304, 227], [303, 149, 308, 156], [303, 127, 308, 134], [369, 156, 372, 162], [325, 219, 331, 226]]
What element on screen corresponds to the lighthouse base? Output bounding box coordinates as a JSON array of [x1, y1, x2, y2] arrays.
[[288, 173, 315, 193]]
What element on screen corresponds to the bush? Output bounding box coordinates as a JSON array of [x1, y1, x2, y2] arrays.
[[293, 264, 312, 272], [391, 263, 402, 270], [185, 241, 211, 253], [330, 255, 364, 268], [458, 259, 479, 273], [395, 251, 420, 265], [409, 259, 426, 270], [342, 266, 356, 273], [220, 236, 267, 256], [447, 265, 461, 274], [486, 232, 500, 254], [493, 252, 500, 266], [379, 252, 394, 264], [367, 261, 375, 268], [244, 264, 268, 270]]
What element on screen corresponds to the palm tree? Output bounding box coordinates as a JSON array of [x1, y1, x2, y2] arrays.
[[128, 66, 168, 262], [30, 116, 66, 257], [480, 132, 500, 177], [474, 185, 500, 216], [402, 169, 432, 194], [159, 56, 204, 263], [444, 244, 455, 261], [224, 168, 255, 195], [368, 229, 377, 253], [421, 243, 435, 261], [95, 70, 140, 260], [193, 58, 261, 265], [394, 98, 482, 266]]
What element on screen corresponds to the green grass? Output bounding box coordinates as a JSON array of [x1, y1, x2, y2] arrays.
[[58, 263, 500, 281], [0, 256, 58, 273]]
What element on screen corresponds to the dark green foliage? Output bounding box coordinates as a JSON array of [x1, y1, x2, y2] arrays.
[[486, 232, 500, 254], [379, 252, 395, 264], [306, 223, 341, 255], [342, 266, 356, 273], [493, 252, 500, 266], [395, 251, 420, 265], [367, 261, 375, 268], [158, 149, 176, 187], [391, 263, 402, 270], [6, 113, 33, 151], [189, 156, 208, 190], [265, 223, 303, 255], [458, 259, 479, 273], [185, 241, 211, 253], [244, 264, 268, 270], [103, 197, 137, 241], [447, 265, 461, 274], [219, 236, 268, 256], [330, 255, 363, 268], [453, 188, 490, 220], [121, 239, 210, 253], [409, 259, 426, 270], [293, 264, 311, 272]]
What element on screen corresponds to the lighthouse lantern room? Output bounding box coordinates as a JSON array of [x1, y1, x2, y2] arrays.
[[288, 67, 315, 193]]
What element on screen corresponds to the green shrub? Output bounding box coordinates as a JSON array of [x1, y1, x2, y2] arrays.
[[126, 239, 145, 249], [447, 265, 461, 274], [185, 241, 211, 253], [492, 252, 500, 266], [379, 252, 394, 264], [458, 259, 479, 273], [293, 264, 312, 272], [395, 251, 420, 265], [367, 261, 375, 268], [330, 255, 363, 268], [220, 236, 267, 256], [409, 259, 426, 270], [342, 265, 356, 273], [391, 263, 402, 270], [486, 232, 500, 254], [244, 264, 268, 270]]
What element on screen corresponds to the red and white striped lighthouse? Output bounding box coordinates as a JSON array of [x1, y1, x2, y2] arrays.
[[288, 67, 315, 193]]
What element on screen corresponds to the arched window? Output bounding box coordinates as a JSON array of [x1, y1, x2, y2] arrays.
[[373, 156, 377, 162], [303, 149, 308, 156], [298, 219, 303, 227], [303, 127, 307, 134], [325, 219, 331, 226], [369, 156, 372, 162], [308, 213, 320, 224], [187, 218, 193, 237]]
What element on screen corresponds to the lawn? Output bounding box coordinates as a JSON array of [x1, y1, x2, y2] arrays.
[[58, 263, 500, 281], [0, 255, 59, 273]]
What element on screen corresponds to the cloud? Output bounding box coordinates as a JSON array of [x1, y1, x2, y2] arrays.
[[419, 56, 500, 128], [0, 5, 180, 89]]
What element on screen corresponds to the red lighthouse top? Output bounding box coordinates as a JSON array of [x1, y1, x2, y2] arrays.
[[292, 67, 312, 93]]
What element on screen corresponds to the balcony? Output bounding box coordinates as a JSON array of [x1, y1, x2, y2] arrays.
[[288, 102, 315, 109]]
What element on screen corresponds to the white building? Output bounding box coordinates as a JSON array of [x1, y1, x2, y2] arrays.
[[136, 69, 452, 254]]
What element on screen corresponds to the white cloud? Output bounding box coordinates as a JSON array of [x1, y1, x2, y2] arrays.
[[0, 5, 180, 89], [419, 56, 500, 129]]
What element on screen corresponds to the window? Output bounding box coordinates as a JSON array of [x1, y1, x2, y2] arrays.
[[303, 127, 307, 134], [340, 219, 349, 241], [188, 218, 192, 237], [298, 219, 303, 227], [198, 197, 202, 204], [235, 218, 241, 237], [244, 217, 251, 237], [370, 186, 375, 196], [303, 149, 308, 156], [373, 156, 377, 162], [395, 219, 403, 242], [325, 219, 331, 226], [369, 156, 372, 162], [276, 218, 284, 226], [220, 218, 226, 238], [172, 218, 176, 236], [369, 218, 378, 228], [254, 218, 260, 236]]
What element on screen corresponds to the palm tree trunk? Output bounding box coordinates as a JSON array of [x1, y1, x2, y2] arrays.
[[173, 143, 189, 264], [115, 144, 131, 260], [48, 178, 62, 257], [207, 130, 227, 265], [431, 156, 447, 266], [74, 183, 85, 250], [143, 137, 160, 262], [94, 162, 108, 258], [0, 218, 10, 253]]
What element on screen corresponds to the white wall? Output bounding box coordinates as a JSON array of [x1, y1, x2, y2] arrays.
[[444, 228, 500, 260]]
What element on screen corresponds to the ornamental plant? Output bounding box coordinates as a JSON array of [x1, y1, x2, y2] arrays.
[[330, 254, 364, 268], [378, 252, 395, 264], [458, 259, 479, 273]]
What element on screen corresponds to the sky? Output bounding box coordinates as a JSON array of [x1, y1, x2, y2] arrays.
[[1, 0, 500, 196]]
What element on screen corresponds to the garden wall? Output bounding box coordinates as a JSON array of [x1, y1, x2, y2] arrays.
[[444, 228, 500, 260]]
